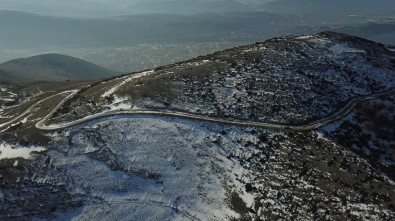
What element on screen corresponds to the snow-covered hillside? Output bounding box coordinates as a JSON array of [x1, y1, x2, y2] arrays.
[[0, 85, 18, 118], [1, 115, 394, 220], [51, 32, 395, 126]]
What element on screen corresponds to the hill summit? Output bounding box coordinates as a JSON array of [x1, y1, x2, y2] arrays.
[[0, 53, 116, 84]]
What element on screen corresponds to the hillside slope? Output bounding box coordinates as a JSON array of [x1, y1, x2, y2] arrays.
[[1, 116, 394, 220], [0, 54, 116, 84], [51, 32, 395, 126]]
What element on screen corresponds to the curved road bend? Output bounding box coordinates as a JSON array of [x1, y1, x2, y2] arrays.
[[0, 90, 78, 130], [36, 88, 395, 132]]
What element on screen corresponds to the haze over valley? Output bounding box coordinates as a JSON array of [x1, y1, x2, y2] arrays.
[[1, 0, 394, 72]]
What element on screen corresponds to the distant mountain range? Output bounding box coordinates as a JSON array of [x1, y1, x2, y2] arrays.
[[1, 9, 394, 54], [3, 0, 393, 18], [0, 54, 116, 84], [0, 0, 122, 18], [125, 0, 252, 15], [0, 0, 255, 17], [0, 10, 302, 50], [259, 0, 395, 14], [0, 3, 394, 82]]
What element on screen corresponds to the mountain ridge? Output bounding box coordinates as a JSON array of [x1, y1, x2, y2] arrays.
[[50, 31, 395, 125]]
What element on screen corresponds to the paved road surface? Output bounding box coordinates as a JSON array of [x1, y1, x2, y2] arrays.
[[34, 88, 395, 131]]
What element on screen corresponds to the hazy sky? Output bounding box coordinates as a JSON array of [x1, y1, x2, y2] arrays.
[[0, 0, 392, 19], [0, 0, 278, 17], [84, 0, 276, 8], [0, 0, 394, 66]]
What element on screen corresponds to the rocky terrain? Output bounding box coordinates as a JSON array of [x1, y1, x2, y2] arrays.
[[0, 32, 394, 220], [50, 32, 394, 126], [1, 117, 394, 220], [323, 95, 395, 179]]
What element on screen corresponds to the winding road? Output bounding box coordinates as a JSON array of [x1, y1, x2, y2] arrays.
[[0, 90, 77, 132], [30, 88, 395, 132]]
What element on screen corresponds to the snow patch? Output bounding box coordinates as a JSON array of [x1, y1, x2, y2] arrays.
[[296, 35, 314, 40], [0, 143, 46, 160], [21, 116, 29, 124], [106, 96, 131, 111], [309, 38, 331, 46], [102, 70, 154, 98], [329, 43, 365, 54]]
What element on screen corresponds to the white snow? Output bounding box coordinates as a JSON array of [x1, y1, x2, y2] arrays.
[[314, 131, 330, 142], [21, 116, 29, 124], [0, 142, 46, 160], [8, 91, 17, 96], [309, 38, 331, 46], [329, 43, 365, 54], [0, 98, 15, 102], [296, 35, 314, 40], [101, 70, 154, 98], [107, 96, 131, 111], [109, 103, 130, 111], [46, 116, 252, 221], [243, 48, 259, 52]]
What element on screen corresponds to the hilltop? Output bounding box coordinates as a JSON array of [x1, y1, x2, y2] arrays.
[[51, 32, 395, 126], [0, 53, 116, 85]]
